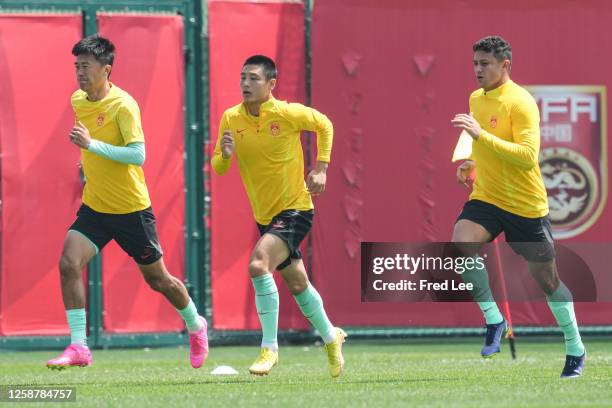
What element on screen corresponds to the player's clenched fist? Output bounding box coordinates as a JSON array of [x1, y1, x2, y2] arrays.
[[456, 160, 475, 188], [221, 130, 235, 159], [69, 121, 92, 149]]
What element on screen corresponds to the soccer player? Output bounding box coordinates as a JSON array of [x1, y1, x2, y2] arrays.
[[451, 36, 586, 378], [46, 35, 208, 369], [211, 55, 346, 377]]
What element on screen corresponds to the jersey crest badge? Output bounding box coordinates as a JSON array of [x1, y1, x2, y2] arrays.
[[97, 112, 106, 127], [270, 122, 281, 136], [490, 116, 497, 128]]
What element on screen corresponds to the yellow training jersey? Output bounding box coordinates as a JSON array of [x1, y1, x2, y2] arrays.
[[72, 83, 150, 214], [469, 79, 549, 218], [211, 97, 333, 225]]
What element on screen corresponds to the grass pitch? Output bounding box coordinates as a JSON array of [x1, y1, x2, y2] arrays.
[[1, 337, 611, 407]]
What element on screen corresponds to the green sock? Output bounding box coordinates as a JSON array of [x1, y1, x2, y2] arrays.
[[177, 299, 203, 333], [461, 257, 504, 324], [66, 308, 87, 347], [294, 284, 335, 344], [252, 274, 279, 351], [547, 281, 585, 356], [478, 301, 504, 325]]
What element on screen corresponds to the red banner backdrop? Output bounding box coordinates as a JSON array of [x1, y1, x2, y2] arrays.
[[208, 0, 308, 330], [3, 2, 611, 339], [311, 0, 612, 326], [98, 14, 186, 333], [0, 15, 83, 335]]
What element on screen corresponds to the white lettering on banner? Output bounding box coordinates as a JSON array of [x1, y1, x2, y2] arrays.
[[539, 95, 597, 123], [541, 124, 573, 143]]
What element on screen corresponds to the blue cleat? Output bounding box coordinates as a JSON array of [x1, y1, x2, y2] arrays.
[[481, 320, 509, 358], [560, 352, 586, 378]]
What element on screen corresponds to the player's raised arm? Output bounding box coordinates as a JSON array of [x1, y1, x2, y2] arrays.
[[452, 107, 539, 170], [288, 103, 333, 163], [285, 104, 333, 195], [88, 138, 146, 166], [70, 102, 147, 166], [211, 113, 233, 175], [473, 101, 540, 170], [99, 103, 147, 165]]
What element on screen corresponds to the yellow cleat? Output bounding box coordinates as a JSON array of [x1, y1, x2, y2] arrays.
[[248, 347, 279, 376], [323, 328, 347, 378]]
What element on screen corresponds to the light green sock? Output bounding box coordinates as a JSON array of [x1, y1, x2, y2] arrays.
[[478, 301, 504, 325], [177, 299, 203, 333], [461, 257, 504, 324], [547, 281, 585, 356], [294, 284, 335, 344], [252, 274, 279, 351], [66, 308, 87, 347]]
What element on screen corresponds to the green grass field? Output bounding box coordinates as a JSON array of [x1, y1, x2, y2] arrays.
[[1, 338, 611, 407]]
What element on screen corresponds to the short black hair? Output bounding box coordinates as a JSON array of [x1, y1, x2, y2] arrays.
[[72, 34, 115, 66], [243, 55, 277, 80], [473, 36, 512, 62]]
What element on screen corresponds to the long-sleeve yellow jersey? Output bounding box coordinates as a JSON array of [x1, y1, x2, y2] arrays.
[[469, 80, 549, 218], [211, 98, 333, 225]]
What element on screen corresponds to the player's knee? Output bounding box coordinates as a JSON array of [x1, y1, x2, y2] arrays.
[[144, 274, 168, 293], [537, 280, 556, 295], [153, 275, 181, 294], [147, 278, 165, 293], [59, 255, 81, 279], [530, 262, 559, 295], [248, 259, 269, 278], [287, 281, 308, 295], [542, 277, 559, 295]]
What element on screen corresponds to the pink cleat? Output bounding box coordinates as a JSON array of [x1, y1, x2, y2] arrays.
[[46, 344, 92, 370], [189, 316, 209, 368]]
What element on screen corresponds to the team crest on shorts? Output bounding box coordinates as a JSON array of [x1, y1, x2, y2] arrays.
[[269, 122, 281, 136], [528, 85, 607, 239], [97, 112, 106, 127], [490, 116, 497, 128]]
